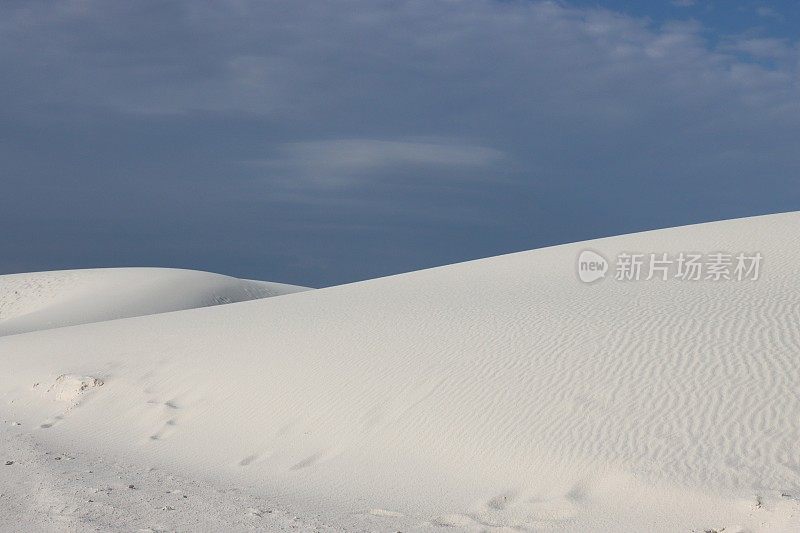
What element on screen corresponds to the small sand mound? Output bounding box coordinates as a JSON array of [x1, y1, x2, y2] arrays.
[[33, 374, 104, 404]]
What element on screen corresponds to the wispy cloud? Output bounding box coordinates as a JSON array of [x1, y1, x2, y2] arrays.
[[253, 139, 506, 188], [755, 6, 784, 22], [723, 37, 794, 61]]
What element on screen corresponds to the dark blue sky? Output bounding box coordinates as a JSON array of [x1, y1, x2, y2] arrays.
[[2, 1, 799, 287]]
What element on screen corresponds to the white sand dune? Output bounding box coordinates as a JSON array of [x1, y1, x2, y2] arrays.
[[0, 267, 308, 336], [2, 213, 800, 531]]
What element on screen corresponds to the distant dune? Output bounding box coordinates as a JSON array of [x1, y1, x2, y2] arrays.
[[1, 213, 799, 531], [0, 267, 308, 336]]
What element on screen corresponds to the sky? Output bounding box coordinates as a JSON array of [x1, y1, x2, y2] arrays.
[[1, 0, 799, 287]]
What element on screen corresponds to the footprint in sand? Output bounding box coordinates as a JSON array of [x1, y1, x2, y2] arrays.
[[289, 448, 341, 471], [144, 396, 190, 442], [239, 453, 261, 467], [149, 418, 179, 441], [39, 415, 64, 429], [486, 490, 516, 511], [437, 487, 582, 530], [289, 452, 324, 471], [367, 508, 404, 518]]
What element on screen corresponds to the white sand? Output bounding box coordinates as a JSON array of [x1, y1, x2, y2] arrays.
[[0, 267, 308, 336], [2, 213, 800, 531]]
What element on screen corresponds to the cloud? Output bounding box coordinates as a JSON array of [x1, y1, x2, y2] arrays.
[[256, 139, 506, 188], [755, 6, 784, 21], [723, 37, 795, 61]]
